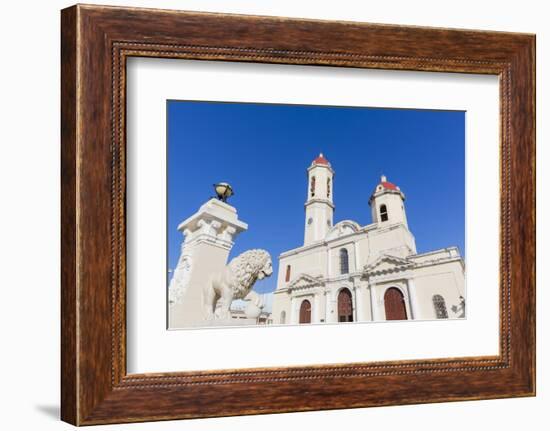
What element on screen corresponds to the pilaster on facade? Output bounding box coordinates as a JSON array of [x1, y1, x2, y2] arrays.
[[323, 290, 330, 323], [289, 296, 296, 324], [407, 278, 420, 319], [313, 293, 321, 323], [353, 284, 363, 321], [369, 283, 382, 321]]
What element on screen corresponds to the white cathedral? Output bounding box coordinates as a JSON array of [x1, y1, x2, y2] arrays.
[[271, 153, 465, 325]]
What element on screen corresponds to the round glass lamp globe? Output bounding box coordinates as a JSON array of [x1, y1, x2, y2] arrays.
[[214, 182, 233, 201]]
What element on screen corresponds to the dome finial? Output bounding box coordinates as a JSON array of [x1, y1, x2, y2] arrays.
[[381, 174, 387, 182], [312, 153, 330, 166]]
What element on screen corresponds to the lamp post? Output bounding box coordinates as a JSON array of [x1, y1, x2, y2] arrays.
[[213, 182, 234, 203]]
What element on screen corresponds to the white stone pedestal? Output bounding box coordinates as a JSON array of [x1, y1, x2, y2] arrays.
[[168, 198, 247, 328]]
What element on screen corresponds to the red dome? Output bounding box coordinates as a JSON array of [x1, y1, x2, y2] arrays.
[[375, 176, 400, 192], [312, 153, 330, 166], [380, 181, 398, 191], [369, 176, 403, 204]]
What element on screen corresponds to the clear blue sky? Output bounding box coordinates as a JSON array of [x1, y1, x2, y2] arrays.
[[167, 101, 465, 293]]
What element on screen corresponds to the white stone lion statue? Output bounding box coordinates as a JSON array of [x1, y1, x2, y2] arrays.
[[203, 249, 273, 320]]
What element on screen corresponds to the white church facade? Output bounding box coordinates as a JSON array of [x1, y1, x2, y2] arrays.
[[272, 154, 465, 325]]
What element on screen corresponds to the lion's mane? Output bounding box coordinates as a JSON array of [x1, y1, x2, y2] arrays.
[[227, 249, 271, 299]]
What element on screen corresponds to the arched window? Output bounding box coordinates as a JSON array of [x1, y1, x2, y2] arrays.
[[432, 294, 448, 319], [310, 176, 316, 197], [327, 177, 331, 198], [338, 288, 353, 322], [285, 265, 291, 282], [339, 248, 349, 274], [384, 287, 407, 320], [280, 311, 286, 324], [380, 204, 389, 222], [299, 300, 312, 324]]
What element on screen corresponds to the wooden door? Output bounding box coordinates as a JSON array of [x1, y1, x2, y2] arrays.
[[338, 288, 353, 322], [384, 287, 407, 320], [299, 299, 311, 324]]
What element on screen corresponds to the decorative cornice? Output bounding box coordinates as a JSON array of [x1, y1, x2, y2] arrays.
[[363, 251, 464, 278], [186, 232, 234, 251], [364, 254, 413, 272], [288, 273, 325, 292], [304, 198, 335, 209]]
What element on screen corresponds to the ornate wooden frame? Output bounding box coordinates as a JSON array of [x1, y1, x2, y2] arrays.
[[61, 4, 536, 425]]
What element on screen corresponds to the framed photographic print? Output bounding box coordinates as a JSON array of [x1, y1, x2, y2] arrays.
[[61, 4, 535, 425], [164, 100, 466, 331]]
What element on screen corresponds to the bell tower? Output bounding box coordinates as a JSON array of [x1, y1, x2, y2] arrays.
[[369, 175, 408, 227], [304, 153, 335, 245]]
